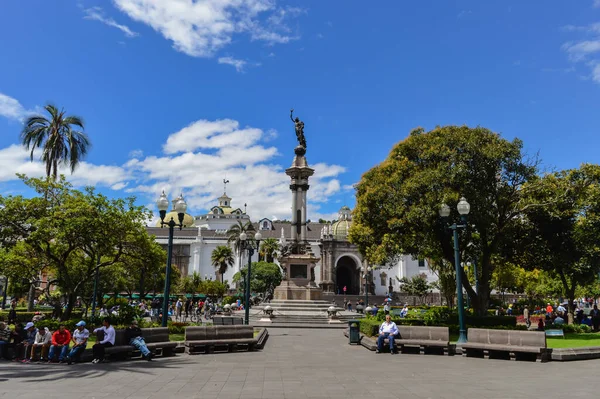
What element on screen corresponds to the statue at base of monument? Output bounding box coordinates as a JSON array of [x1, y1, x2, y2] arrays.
[[290, 109, 307, 148]]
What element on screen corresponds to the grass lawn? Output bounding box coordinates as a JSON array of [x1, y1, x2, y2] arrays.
[[170, 333, 184, 342], [449, 332, 600, 348], [546, 333, 600, 348]]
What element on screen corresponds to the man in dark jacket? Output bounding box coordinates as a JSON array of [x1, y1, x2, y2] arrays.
[[125, 320, 152, 361]]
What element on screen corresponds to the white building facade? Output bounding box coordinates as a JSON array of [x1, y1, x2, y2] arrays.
[[147, 191, 438, 296]]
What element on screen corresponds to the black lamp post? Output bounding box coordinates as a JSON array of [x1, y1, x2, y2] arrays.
[[156, 191, 187, 328], [1, 276, 8, 310], [362, 266, 372, 307], [239, 230, 262, 325], [439, 197, 471, 344]]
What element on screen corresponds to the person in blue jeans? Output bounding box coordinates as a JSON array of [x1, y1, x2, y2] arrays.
[[66, 321, 89, 365], [125, 320, 152, 361], [376, 314, 399, 354]]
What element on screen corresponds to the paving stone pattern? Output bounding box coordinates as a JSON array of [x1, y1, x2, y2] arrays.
[[1, 328, 598, 399]]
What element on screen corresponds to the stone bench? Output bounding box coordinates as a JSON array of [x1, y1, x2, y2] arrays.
[[185, 325, 257, 354], [462, 328, 552, 362], [140, 327, 178, 356], [381, 326, 453, 355], [98, 328, 177, 360], [212, 316, 244, 325]]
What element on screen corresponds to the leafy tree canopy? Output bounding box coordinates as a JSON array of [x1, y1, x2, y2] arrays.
[[349, 125, 538, 315]]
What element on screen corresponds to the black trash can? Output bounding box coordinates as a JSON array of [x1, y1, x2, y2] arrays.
[[348, 320, 361, 344]]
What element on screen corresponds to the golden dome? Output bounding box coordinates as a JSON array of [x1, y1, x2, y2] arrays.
[[331, 205, 352, 239], [155, 212, 195, 228], [331, 218, 351, 239]]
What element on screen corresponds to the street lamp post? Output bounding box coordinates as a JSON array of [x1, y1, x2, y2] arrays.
[[156, 191, 188, 328], [362, 266, 372, 307], [439, 197, 470, 344], [239, 231, 262, 325], [1, 276, 8, 309]]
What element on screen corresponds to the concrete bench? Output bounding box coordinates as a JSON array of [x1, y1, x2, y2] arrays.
[[97, 328, 177, 360], [185, 325, 257, 354], [381, 326, 453, 355], [213, 316, 244, 325], [141, 327, 178, 356], [462, 328, 552, 362]]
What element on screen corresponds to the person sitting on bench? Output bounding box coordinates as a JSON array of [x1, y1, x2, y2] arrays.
[[125, 320, 152, 361], [376, 314, 399, 354]]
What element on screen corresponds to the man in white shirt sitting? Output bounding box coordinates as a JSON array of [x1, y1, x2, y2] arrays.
[[67, 320, 89, 365], [92, 318, 115, 364], [377, 314, 399, 354]]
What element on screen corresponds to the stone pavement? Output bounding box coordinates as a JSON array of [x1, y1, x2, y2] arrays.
[[1, 328, 598, 399]]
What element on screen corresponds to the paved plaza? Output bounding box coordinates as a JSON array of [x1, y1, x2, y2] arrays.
[[0, 328, 597, 399]]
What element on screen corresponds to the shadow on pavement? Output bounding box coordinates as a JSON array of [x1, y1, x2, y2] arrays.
[[0, 356, 198, 383]]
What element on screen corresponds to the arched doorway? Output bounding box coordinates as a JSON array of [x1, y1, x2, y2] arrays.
[[335, 256, 359, 295]]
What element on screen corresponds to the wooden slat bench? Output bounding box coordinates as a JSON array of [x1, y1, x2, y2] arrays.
[[212, 316, 244, 325], [142, 327, 178, 356], [380, 326, 453, 355], [185, 325, 257, 354], [462, 328, 552, 362]]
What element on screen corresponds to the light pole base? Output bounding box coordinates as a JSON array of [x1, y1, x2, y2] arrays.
[[457, 330, 468, 344]]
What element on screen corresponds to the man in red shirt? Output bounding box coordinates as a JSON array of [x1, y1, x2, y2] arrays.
[[48, 324, 71, 363]]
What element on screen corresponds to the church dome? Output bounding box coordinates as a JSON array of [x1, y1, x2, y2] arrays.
[[155, 211, 195, 228], [331, 205, 352, 239]]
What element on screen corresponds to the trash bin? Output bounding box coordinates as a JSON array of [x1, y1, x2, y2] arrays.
[[348, 320, 361, 344]]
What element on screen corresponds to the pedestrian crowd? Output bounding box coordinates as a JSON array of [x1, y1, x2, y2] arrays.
[[0, 317, 153, 364]]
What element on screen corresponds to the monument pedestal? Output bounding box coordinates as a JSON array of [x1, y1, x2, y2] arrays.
[[274, 253, 322, 300]]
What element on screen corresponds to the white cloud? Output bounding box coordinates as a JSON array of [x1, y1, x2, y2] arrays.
[[125, 117, 346, 221], [592, 63, 600, 83], [561, 21, 600, 83], [0, 144, 129, 187], [162, 119, 264, 154], [112, 0, 303, 58], [218, 56, 247, 72], [0, 96, 346, 221], [83, 6, 139, 38], [129, 149, 144, 158], [562, 40, 600, 62], [0, 93, 29, 121]]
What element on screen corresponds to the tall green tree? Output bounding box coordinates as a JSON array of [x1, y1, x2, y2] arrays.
[[21, 104, 90, 179], [227, 220, 255, 271], [518, 164, 600, 323], [0, 175, 155, 319], [349, 125, 539, 315], [233, 261, 282, 298], [211, 245, 234, 283], [259, 238, 279, 262]]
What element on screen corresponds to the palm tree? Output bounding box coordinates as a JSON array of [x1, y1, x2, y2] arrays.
[[21, 104, 90, 179], [260, 238, 280, 263], [227, 220, 256, 270], [211, 245, 234, 283]]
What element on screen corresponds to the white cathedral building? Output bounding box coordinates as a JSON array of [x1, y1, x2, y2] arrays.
[[146, 189, 438, 297]]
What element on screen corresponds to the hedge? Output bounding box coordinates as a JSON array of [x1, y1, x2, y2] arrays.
[[359, 316, 519, 337], [0, 311, 84, 323]]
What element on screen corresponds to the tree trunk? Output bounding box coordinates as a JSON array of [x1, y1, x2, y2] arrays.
[[62, 293, 77, 320], [567, 289, 576, 325], [27, 283, 36, 312], [139, 268, 145, 301]]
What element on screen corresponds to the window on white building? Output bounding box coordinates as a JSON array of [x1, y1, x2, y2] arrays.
[[418, 259, 426, 267], [380, 272, 387, 286]]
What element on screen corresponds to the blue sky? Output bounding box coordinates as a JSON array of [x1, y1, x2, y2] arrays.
[[1, 0, 599, 222]]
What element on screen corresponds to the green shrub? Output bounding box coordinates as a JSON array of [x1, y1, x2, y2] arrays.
[[167, 321, 189, 334], [222, 296, 237, 306], [105, 297, 130, 308], [554, 324, 592, 334], [0, 311, 83, 323]]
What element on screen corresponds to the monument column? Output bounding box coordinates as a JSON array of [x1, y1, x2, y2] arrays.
[[273, 109, 322, 300]]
